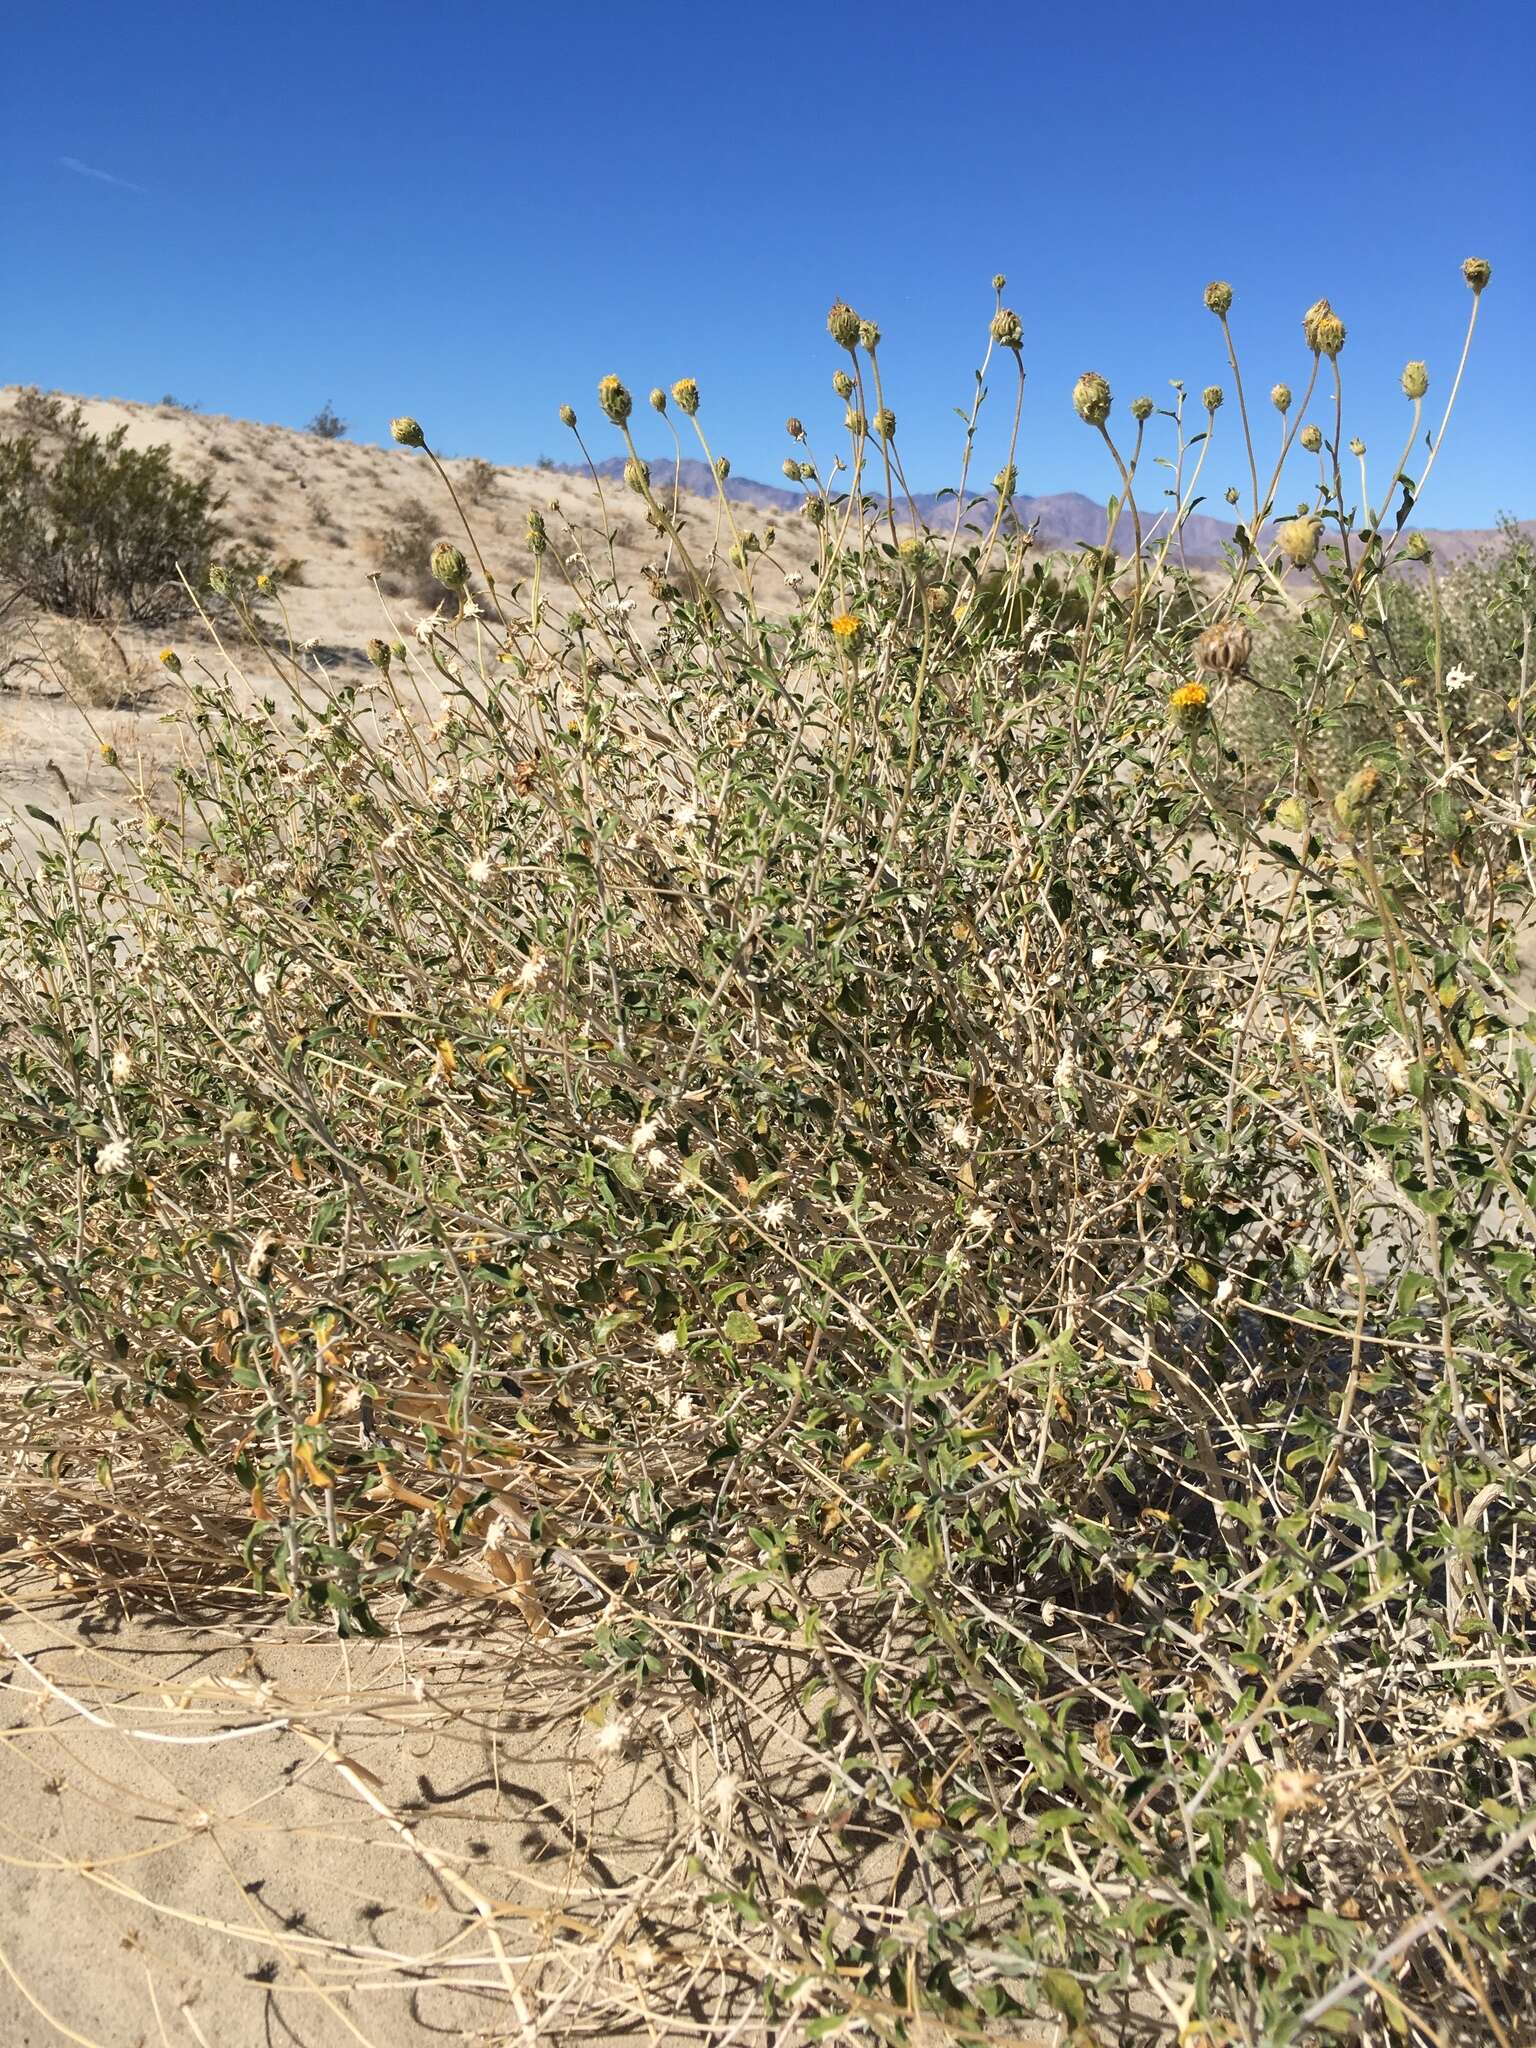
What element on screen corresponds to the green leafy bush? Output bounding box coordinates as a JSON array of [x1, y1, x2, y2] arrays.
[[2, 265, 1533, 2045], [0, 407, 223, 625]]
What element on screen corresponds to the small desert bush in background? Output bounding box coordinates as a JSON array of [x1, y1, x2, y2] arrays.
[[0, 401, 223, 625], [366, 494, 443, 607], [2, 265, 1533, 2046]]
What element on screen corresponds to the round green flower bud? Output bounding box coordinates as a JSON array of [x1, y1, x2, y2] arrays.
[[390, 640, 407, 662], [713, 454, 730, 481], [1300, 423, 1324, 453], [559, 404, 577, 428], [366, 636, 391, 673], [827, 300, 862, 350], [430, 540, 469, 590], [526, 508, 547, 556], [1203, 385, 1224, 413], [832, 369, 854, 400], [873, 407, 896, 439], [804, 495, 827, 526], [598, 375, 632, 425], [990, 307, 1023, 349], [781, 458, 800, 480], [858, 319, 881, 352], [786, 416, 805, 440], [1461, 257, 1492, 293], [1073, 371, 1112, 426], [1224, 485, 1239, 504], [1333, 762, 1383, 834], [1400, 360, 1429, 400], [623, 456, 650, 493], [390, 416, 426, 448], [1277, 515, 1323, 568], [648, 387, 667, 414], [1270, 383, 1292, 413], [844, 409, 866, 436], [1203, 280, 1234, 317], [992, 272, 1007, 292], [1130, 395, 1154, 422], [1404, 532, 1432, 562], [994, 464, 1017, 497], [672, 378, 700, 416], [1348, 436, 1365, 457], [208, 563, 232, 595]]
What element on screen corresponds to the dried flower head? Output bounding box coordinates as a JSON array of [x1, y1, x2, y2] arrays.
[[827, 300, 862, 349], [1299, 423, 1324, 453], [1196, 619, 1252, 674], [1461, 256, 1492, 293], [672, 378, 700, 416], [1401, 359, 1429, 399], [1202, 385, 1224, 412], [390, 416, 426, 448], [623, 456, 650, 494], [873, 407, 896, 439], [365, 636, 391, 673], [1348, 436, 1365, 456], [95, 1136, 132, 1176], [1270, 383, 1292, 413], [1073, 371, 1112, 426], [1304, 298, 1346, 357], [785, 415, 805, 440], [110, 1044, 134, 1085], [1203, 280, 1234, 317], [990, 307, 1023, 349], [858, 319, 881, 351], [558, 403, 577, 428], [1130, 395, 1154, 422], [832, 369, 854, 400], [1277, 514, 1323, 567]]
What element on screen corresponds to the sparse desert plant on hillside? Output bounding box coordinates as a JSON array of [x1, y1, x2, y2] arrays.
[[305, 400, 348, 440], [0, 407, 223, 624], [2, 259, 1532, 2046], [461, 454, 497, 503]]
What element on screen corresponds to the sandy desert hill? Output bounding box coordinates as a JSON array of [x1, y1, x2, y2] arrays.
[[0, 386, 828, 834]]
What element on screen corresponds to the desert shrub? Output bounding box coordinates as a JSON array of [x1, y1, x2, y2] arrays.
[[366, 494, 441, 607], [462, 455, 497, 503], [2, 265, 1533, 2046], [306, 401, 348, 440], [0, 410, 223, 625]]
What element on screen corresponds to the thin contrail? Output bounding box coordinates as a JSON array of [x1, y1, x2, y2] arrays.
[[59, 155, 146, 195]]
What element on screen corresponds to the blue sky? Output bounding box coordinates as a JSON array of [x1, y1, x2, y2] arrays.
[[5, 0, 1531, 528]]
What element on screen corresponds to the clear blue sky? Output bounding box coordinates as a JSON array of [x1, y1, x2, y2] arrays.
[[5, 0, 1531, 529]]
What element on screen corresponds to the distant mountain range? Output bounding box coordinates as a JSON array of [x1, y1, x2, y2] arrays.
[[557, 455, 1531, 572]]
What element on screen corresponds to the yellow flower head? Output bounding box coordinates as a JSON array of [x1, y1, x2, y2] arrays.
[[158, 648, 182, 672], [830, 613, 863, 642], [1169, 680, 1210, 732], [1348, 622, 1367, 642]]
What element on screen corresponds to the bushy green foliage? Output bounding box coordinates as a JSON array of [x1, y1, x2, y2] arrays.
[[2, 270, 1533, 2044], [0, 405, 223, 624]]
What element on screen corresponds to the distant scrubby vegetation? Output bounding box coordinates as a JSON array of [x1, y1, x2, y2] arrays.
[[0, 390, 222, 625]]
